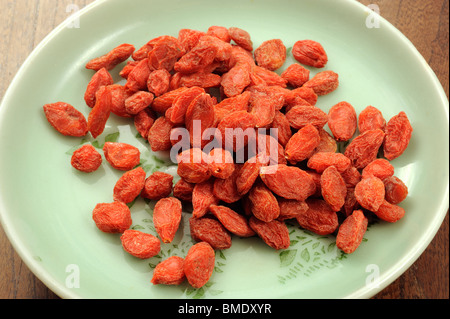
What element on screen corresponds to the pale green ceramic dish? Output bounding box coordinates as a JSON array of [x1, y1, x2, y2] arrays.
[[0, 0, 448, 299]]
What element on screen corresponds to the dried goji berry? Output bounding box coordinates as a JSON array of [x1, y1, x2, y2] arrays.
[[305, 170, 323, 197], [248, 181, 280, 222], [216, 110, 256, 151], [281, 63, 310, 88], [213, 91, 251, 125], [249, 216, 290, 250], [152, 87, 190, 115], [254, 39, 286, 71], [260, 164, 316, 201], [147, 36, 183, 72], [320, 165, 347, 212], [277, 198, 309, 221], [344, 129, 385, 169], [185, 93, 216, 148], [341, 166, 362, 188], [169, 86, 205, 124], [285, 124, 321, 164], [85, 43, 135, 71], [383, 111, 413, 160], [71, 144, 102, 173], [236, 154, 268, 195], [313, 127, 337, 154], [198, 35, 233, 62], [221, 63, 252, 97], [228, 27, 253, 51], [84, 68, 113, 108], [307, 151, 352, 173], [374, 199, 405, 223], [87, 86, 112, 138], [108, 84, 133, 118], [192, 179, 219, 218], [176, 148, 211, 184], [285, 87, 317, 106], [124, 91, 154, 115], [209, 205, 255, 237], [174, 41, 218, 74], [248, 95, 276, 128], [247, 85, 286, 111], [342, 187, 360, 216], [179, 72, 222, 89], [43, 102, 88, 137], [103, 142, 140, 171], [336, 210, 368, 254], [270, 111, 292, 147], [134, 107, 156, 138], [358, 105, 386, 134], [189, 217, 232, 250], [303, 70, 339, 95], [327, 101, 357, 142], [251, 65, 288, 87], [124, 58, 152, 93], [133, 36, 161, 61], [173, 178, 195, 202], [178, 29, 206, 53], [256, 133, 287, 166], [120, 229, 161, 259], [213, 164, 243, 204], [147, 69, 171, 97], [207, 26, 231, 43], [184, 242, 215, 288], [92, 201, 132, 233], [354, 176, 385, 212], [113, 167, 146, 203], [148, 116, 174, 152], [119, 60, 139, 78], [285, 105, 328, 130], [141, 171, 173, 201], [383, 176, 408, 204], [292, 40, 328, 68], [228, 44, 255, 68], [296, 199, 339, 235], [151, 256, 185, 285], [153, 197, 182, 243], [207, 148, 235, 179], [361, 158, 394, 180]]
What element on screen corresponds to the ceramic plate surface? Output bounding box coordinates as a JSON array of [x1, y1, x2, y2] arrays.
[[0, 0, 448, 299]]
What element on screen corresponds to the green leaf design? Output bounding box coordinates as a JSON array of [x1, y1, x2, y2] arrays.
[[279, 249, 297, 267], [193, 287, 205, 299], [218, 250, 226, 260], [105, 132, 120, 143], [209, 289, 223, 296], [152, 155, 166, 165], [91, 140, 102, 149], [300, 248, 310, 262]]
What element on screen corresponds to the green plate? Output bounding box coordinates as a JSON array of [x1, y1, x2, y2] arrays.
[[0, 0, 448, 299]]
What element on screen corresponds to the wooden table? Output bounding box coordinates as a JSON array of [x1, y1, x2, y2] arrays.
[[0, 0, 448, 299]]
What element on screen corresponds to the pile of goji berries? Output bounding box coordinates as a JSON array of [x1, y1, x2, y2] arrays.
[[43, 25, 413, 289]]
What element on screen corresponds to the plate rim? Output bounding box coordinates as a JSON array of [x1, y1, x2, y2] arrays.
[[0, 0, 448, 299]]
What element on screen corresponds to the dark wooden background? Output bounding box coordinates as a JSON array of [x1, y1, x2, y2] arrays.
[[0, 0, 448, 299]]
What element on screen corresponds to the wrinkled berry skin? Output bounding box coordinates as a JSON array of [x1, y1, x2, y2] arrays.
[[292, 40, 328, 68], [71, 144, 102, 173]]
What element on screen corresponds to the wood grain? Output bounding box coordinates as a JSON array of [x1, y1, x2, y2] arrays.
[[0, 0, 448, 299]]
